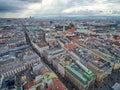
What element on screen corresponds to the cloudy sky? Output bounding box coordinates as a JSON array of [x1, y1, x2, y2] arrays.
[[0, 0, 120, 18]]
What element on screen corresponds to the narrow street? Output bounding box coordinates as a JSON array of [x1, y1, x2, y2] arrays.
[[24, 28, 120, 90], [24, 29, 78, 90]]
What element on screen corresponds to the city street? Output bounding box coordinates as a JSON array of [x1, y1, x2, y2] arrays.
[[24, 26, 120, 90]]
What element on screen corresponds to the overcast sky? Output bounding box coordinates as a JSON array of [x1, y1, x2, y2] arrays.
[[0, 0, 120, 18]]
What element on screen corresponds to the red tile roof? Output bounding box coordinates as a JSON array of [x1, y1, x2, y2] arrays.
[[0, 39, 6, 43], [67, 28, 74, 33], [52, 78, 67, 90], [45, 87, 52, 90], [67, 36, 80, 40], [116, 36, 120, 40], [23, 81, 34, 89], [64, 43, 75, 50]]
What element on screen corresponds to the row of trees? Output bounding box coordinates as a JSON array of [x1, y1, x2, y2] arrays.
[[55, 23, 74, 30]]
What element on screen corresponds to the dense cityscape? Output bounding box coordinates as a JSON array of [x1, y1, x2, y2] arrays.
[[0, 17, 120, 90]]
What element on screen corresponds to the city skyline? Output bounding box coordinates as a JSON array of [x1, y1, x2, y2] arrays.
[[0, 0, 120, 18]]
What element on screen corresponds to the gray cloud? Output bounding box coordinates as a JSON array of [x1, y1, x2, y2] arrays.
[[108, 0, 120, 3], [70, 0, 95, 6], [0, 1, 24, 13], [0, 2, 23, 12], [19, 0, 42, 3], [0, 0, 120, 18], [0, 0, 42, 13]]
